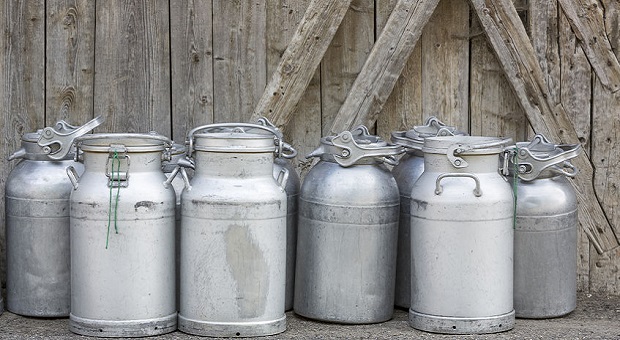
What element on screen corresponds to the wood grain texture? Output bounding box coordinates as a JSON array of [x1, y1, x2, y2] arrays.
[[470, 0, 619, 253], [212, 0, 266, 123], [251, 0, 351, 131], [0, 0, 45, 286], [469, 12, 527, 141], [420, 0, 469, 131], [94, 0, 171, 134], [45, 0, 95, 126], [559, 7, 593, 293], [328, 0, 440, 135], [170, 0, 213, 142], [265, 0, 322, 179], [558, 0, 620, 93], [375, 0, 423, 141], [589, 0, 620, 294]]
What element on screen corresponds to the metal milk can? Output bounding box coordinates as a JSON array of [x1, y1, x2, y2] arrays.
[[507, 134, 580, 318], [257, 117, 300, 312], [409, 135, 514, 334], [178, 123, 288, 337], [294, 126, 404, 324], [68, 133, 177, 337], [390, 116, 465, 309], [5, 117, 102, 317]]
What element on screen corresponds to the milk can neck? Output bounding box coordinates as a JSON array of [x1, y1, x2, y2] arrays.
[[194, 151, 274, 178]]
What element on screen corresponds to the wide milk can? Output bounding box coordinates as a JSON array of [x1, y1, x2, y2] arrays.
[[257, 117, 300, 312], [178, 123, 288, 337], [5, 117, 102, 317], [390, 116, 465, 309], [68, 133, 177, 337], [508, 134, 580, 318], [294, 126, 403, 324], [409, 135, 514, 334]]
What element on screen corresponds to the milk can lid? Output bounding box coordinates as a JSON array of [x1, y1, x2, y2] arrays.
[[75, 133, 172, 153], [193, 131, 277, 153], [307, 126, 404, 167], [508, 134, 581, 181], [391, 116, 467, 150]]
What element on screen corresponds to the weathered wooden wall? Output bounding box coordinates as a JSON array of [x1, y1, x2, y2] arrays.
[[1, 0, 620, 295]]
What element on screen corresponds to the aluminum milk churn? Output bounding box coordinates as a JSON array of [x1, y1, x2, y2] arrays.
[[390, 116, 465, 309], [507, 134, 580, 318], [5, 117, 103, 317], [68, 133, 177, 337], [257, 117, 300, 312], [294, 126, 404, 324], [409, 135, 514, 334], [178, 123, 288, 337]]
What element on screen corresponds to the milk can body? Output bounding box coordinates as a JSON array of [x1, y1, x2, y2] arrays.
[[178, 124, 287, 337], [409, 136, 514, 334], [5, 118, 102, 317], [391, 117, 465, 309], [510, 135, 580, 318], [69, 134, 177, 337], [294, 128, 403, 324]]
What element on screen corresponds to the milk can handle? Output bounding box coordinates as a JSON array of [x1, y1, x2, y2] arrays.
[[163, 166, 192, 191], [186, 123, 285, 157], [434, 173, 482, 197], [276, 168, 289, 190], [66, 166, 80, 190]]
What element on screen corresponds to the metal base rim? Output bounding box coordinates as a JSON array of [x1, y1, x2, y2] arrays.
[[69, 312, 177, 337], [408, 309, 515, 334], [178, 314, 286, 337]]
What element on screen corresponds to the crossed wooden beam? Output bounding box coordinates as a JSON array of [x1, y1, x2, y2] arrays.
[[250, 0, 620, 253]]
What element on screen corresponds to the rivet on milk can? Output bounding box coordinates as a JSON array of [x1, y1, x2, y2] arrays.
[[294, 126, 404, 324], [506, 134, 580, 318], [178, 123, 288, 337], [390, 116, 466, 309], [409, 135, 514, 334], [5, 116, 103, 317], [257, 117, 301, 312], [68, 133, 177, 337]]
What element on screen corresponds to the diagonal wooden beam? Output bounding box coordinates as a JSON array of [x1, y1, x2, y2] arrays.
[[470, 0, 619, 253], [250, 0, 353, 127], [558, 0, 620, 93], [328, 0, 441, 135]]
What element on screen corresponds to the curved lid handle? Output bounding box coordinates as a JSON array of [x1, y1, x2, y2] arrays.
[[37, 116, 104, 160]]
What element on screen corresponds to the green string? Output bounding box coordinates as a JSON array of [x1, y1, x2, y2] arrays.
[[511, 147, 519, 230], [106, 151, 122, 249]]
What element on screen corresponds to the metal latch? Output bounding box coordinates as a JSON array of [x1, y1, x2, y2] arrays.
[[106, 145, 130, 188]]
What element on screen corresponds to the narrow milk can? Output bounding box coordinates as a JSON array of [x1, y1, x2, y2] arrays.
[[294, 126, 404, 324], [390, 116, 465, 309], [257, 117, 300, 311], [161, 143, 193, 311], [507, 134, 580, 318], [68, 133, 177, 337], [5, 117, 103, 317], [178, 123, 288, 337], [409, 135, 514, 334]]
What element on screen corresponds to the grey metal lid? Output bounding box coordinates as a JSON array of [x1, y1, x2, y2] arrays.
[[76, 133, 172, 153], [391, 116, 467, 150], [508, 134, 580, 181], [308, 126, 404, 167], [423, 135, 512, 169]]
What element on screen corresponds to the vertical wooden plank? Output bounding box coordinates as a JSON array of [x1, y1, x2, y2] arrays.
[[420, 0, 469, 131], [559, 5, 593, 293], [212, 0, 266, 123], [590, 0, 620, 295], [469, 12, 527, 141], [170, 0, 213, 142], [376, 0, 423, 140], [46, 0, 95, 126], [320, 0, 374, 135], [265, 0, 321, 177], [94, 0, 171, 135], [0, 0, 45, 286]]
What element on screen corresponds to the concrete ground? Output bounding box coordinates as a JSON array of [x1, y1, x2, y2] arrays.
[[0, 293, 619, 339]]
